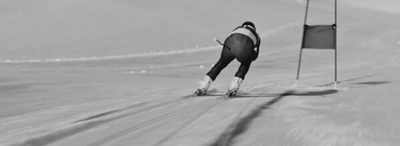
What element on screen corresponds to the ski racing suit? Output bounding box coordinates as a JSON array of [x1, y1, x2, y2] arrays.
[[206, 25, 261, 81]]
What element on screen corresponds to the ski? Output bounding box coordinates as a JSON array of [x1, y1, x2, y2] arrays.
[[182, 91, 245, 99], [182, 93, 227, 99]]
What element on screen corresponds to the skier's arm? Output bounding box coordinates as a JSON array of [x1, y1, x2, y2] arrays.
[[253, 34, 261, 61], [253, 46, 259, 61]]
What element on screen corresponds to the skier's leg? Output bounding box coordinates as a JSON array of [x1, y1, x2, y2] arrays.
[[226, 77, 243, 97], [226, 61, 252, 97], [195, 47, 234, 96], [194, 75, 213, 96], [234, 61, 252, 80], [206, 47, 235, 81]]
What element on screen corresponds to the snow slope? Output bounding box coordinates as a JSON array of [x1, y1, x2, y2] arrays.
[[0, 0, 400, 145]]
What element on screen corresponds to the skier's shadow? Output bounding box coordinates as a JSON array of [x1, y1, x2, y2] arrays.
[[233, 89, 338, 98], [352, 81, 390, 85], [205, 88, 338, 98]]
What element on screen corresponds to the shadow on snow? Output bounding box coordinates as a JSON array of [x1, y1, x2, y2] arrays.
[[210, 89, 338, 146]]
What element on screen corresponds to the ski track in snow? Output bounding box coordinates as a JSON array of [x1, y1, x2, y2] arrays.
[[86, 99, 220, 146], [0, 46, 219, 64], [15, 94, 227, 146], [17, 80, 293, 146]]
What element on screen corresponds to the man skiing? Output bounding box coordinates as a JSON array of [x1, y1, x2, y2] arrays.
[[194, 21, 261, 97]]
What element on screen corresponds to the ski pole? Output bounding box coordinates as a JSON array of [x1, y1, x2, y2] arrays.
[[213, 38, 231, 50]]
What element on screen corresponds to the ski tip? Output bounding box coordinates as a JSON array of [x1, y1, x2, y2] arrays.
[[283, 90, 295, 95]]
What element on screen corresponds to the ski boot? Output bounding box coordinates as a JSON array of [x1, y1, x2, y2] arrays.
[[194, 89, 206, 96], [193, 76, 213, 96], [225, 89, 237, 97], [225, 77, 243, 98]]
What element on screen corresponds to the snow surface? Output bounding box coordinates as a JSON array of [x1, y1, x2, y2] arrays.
[[1, 0, 400, 146]]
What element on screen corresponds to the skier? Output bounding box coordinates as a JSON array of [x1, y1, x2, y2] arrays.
[[194, 21, 261, 97]]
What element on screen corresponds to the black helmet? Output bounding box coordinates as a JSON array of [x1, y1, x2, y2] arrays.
[[242, 21, 256, 30]]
